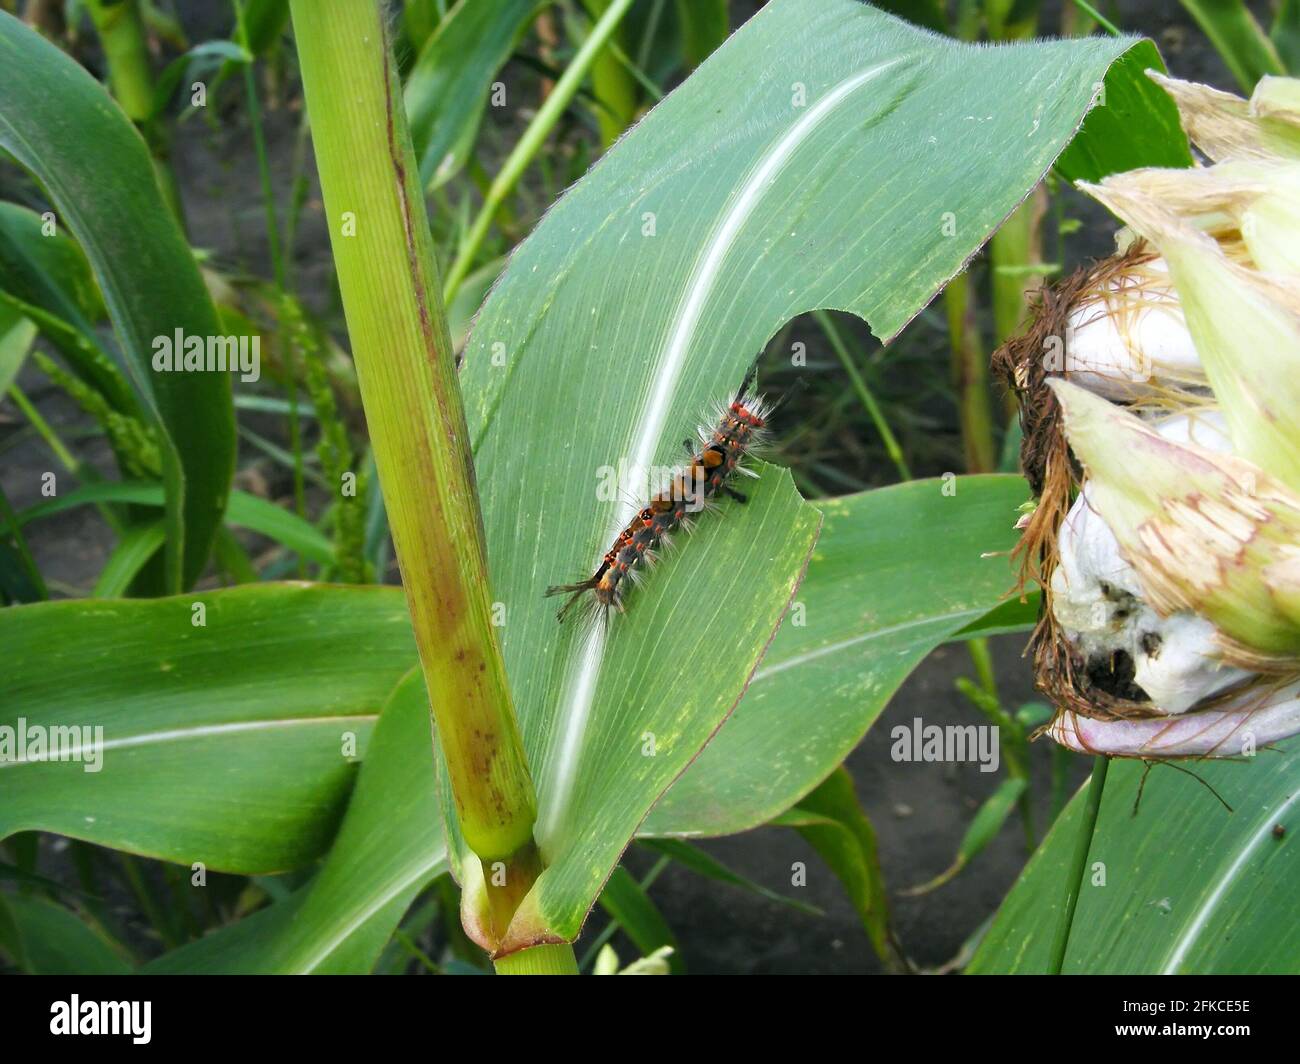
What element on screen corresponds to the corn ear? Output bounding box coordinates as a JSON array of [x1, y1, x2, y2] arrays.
[[1049, 379, 1300, 670], [1080, 176, 1300, 491]]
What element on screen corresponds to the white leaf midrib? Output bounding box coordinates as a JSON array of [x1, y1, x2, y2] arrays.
[[0, 714, 376, 768]]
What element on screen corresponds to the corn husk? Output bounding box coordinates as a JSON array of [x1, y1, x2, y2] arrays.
[[992, 72, 1300, 758], [1147, 72, 1300, 163], [1050, 379, 1300, 671], [1080, 174, 1300, 492]]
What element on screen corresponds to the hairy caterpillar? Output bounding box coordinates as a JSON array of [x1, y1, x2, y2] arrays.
[[546, 369, 771, 624]]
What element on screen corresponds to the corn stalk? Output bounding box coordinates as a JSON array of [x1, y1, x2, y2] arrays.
[[289, 0, 571, 973]]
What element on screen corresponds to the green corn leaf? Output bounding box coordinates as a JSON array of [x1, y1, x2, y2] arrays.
[[456, 0, 1180, 950], [596, 865, 683, 974], [902, 776, 1027, 896], [640, 837, 820, 915], [645, 475, 1028, 837], [91, 521, 167, 598], [0, 585, 417, 872], [12, 480, 334, 566], [0, 894, 131, 975], [145, 670, 447, 974], [0, 11, 236, 591], [769, 766, 899, 967], [405, 0, 543, 188], [970, 740, 1300, 973]]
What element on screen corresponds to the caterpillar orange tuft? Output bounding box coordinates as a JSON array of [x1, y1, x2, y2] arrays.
[[545, 367, 773, 624]]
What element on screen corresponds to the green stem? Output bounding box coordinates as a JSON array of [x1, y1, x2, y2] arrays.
[[7, 384, 123, 534], [636, 0, 666, 73], [955, 670, 1035, 847], [494, 942, 580, 975], [280, 315, 307, 577], [674, 0, 728, 67], [442, 0, 635, 304], [813, 309, 911, 481], [985, 0, 1039, 41], [943, 272, 997, 473], [392, 928, 441, 974], [579, 853, 671, 968], [1179, 0, 1284, 93], [990, 189, 1046, 342], [235, 0, 287, 290], [1048, 754, 1110, 974], [604, 35, 664, 102], [7, 383, 79, 472], [954, 0, 980, 39], [965, 635, 997, 697], [1050, 744, 1072, 822], [1061, 0, 1095, 36], [85, 0, 186, 228], [85, 0, 154, 122], [235, 0, 306, 571], [0, 481, 48, 599], [1069, 0, 1119, 37], [162, 862, 201, 940], [580, 0, 637, 146], [282, 108, 315, 287], [213, 525, 259, 583], [290, 0, 547, 962]]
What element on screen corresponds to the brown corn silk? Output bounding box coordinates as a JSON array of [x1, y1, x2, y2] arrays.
[[993, 245, 1171, 724]]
